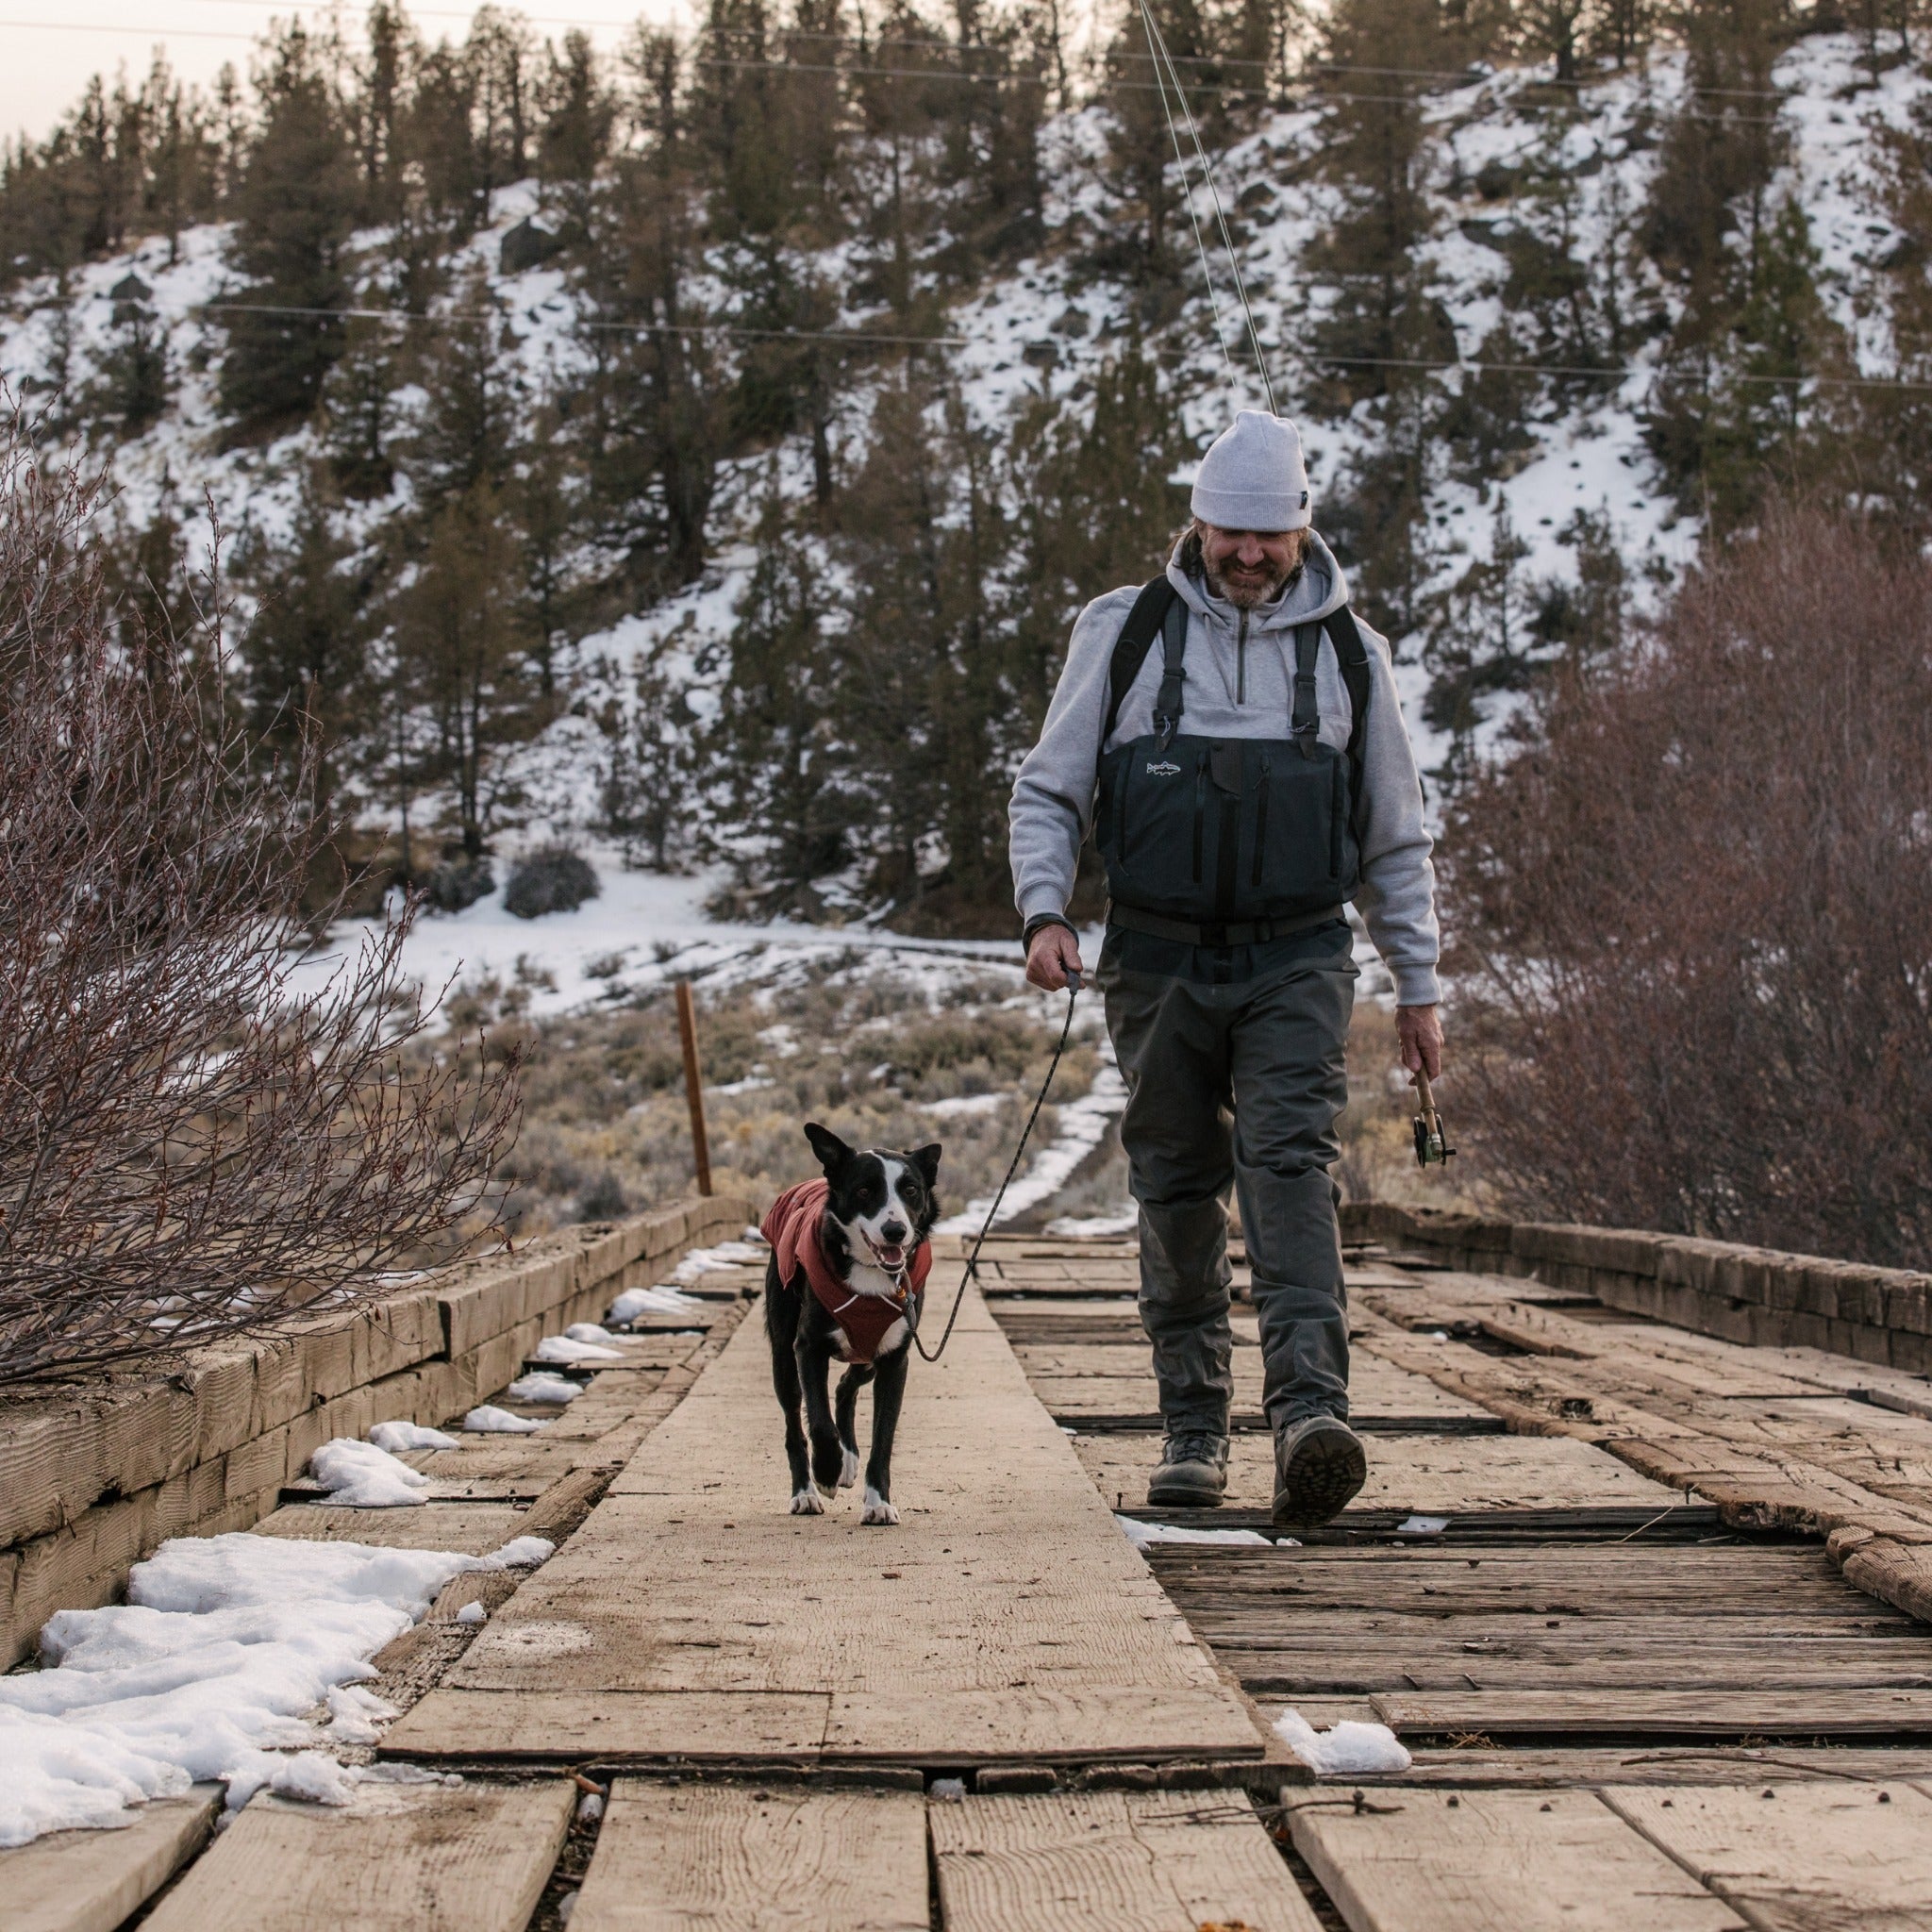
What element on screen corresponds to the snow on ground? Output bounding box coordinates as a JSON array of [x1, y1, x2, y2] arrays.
[[1116, 1516, 1280, 1548], [461, 1403, 544, 1434], [307, 1438, 434, 1508], [934, 1044, 1125, 1238], [0, 1530, 551, 1846], [505, 1372, 581, 1405], [1274, 1706, 1413, 1776]]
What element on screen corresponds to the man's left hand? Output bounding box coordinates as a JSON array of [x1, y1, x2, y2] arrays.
[[1397, 1005, 1443, 1082]]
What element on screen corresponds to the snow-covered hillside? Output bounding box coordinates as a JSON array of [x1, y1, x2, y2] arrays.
[[4, 31, 1925, 913]]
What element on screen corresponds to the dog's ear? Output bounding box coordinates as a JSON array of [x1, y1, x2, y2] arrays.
[[804, 1121, 856, 1176], [908, 1143, 942, 1191]]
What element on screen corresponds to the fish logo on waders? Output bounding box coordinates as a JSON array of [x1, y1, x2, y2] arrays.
[[1144, 759, 1181, 777]]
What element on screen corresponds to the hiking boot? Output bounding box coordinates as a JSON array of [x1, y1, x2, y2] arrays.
[[1272, 1415, 1367, 1532], [1146, 1432, 1229, 1508]]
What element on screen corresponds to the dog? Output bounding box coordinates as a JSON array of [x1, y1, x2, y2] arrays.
[[761, 1123, 941, 1525]]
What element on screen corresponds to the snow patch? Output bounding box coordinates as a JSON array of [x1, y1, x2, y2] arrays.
[[608, 1284, 701, 1321], [367, 1420, 459, 1454], [504, 1372, 581, 1405], [461, 1405, 543, 1434], [1115, 1516, 1276, 1548], [532, 1334, 624, 1364], [1273, 1707, 1412, 1777], [306, 1438, 430, 1508], [0, 1531, 552, 1844]]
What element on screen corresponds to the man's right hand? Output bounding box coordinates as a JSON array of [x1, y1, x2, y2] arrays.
[[1025, 922, 1086, 991]]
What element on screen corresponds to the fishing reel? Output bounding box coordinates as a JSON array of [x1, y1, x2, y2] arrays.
[[1411, 1068, 1457, 1170]]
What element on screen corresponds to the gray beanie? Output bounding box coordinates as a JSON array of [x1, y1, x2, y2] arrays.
[[1190, 410, 1312, 532]]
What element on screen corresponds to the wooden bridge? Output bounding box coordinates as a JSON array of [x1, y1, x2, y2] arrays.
[[19, 1225, 1932, 1930]]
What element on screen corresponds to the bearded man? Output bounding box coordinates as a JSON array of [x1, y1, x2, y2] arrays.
[[1008, 410, 1443, 1531]]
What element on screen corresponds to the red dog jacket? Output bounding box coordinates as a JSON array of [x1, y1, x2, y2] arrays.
[[762, 1177, 931, 1364]]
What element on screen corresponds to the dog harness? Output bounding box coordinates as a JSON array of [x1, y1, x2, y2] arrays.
[[761, 1177, 931, 1364]]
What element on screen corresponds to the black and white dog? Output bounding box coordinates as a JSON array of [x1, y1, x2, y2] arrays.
[[760, 1123, 941, 1525]]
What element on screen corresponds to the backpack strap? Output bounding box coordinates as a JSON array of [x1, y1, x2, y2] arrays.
[[1323, 602, 1373, 768], [1323, 603, 1374, 834], [1102, 575, 1181, 752]]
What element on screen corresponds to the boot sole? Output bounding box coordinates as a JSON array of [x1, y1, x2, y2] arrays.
[[1146, 1473, 1225, 1508], [1272, 1425, 1367, 1532]]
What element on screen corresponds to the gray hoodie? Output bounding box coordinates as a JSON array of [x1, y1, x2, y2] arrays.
[[1008, 532, 1441, 1007]]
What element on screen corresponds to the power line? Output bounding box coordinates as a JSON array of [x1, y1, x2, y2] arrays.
[[1306, 347, 1932, 394], [183, 300, 1932, 397], [199, 297, 970, 346]]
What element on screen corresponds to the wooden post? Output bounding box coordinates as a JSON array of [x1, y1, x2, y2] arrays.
[[675, 980, 712, 1197]]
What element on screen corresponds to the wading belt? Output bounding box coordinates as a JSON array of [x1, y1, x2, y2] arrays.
[[1105, 900, 1346, 948]]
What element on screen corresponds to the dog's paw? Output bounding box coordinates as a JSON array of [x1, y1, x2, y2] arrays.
[[790, 1487, 825, 1515], [838, 1448, 859, 1490], [860, 1486, 900, 1526]]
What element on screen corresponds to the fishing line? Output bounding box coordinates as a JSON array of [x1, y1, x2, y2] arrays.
[[1137, 0, 1235, 389], [1135, 0, 1278, 412]]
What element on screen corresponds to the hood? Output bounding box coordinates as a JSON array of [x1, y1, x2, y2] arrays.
[[1167, 527, 1350, 632]]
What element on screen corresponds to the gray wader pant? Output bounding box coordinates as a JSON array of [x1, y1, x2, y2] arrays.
[[1099, 938, 1357, 1437]]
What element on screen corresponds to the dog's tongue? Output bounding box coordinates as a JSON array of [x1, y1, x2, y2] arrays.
[[874, 1241, 907, 1271]]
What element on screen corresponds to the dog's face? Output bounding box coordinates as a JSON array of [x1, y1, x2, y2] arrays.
[[804, 1122, 941, 1277]]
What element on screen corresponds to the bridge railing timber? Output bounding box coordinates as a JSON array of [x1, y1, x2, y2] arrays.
[[0, 1191, 757, 1668], [1342, 1200, 1932, 1376]]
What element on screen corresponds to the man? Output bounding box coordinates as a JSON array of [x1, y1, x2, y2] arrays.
[[1008, 410, 1443, 1533]]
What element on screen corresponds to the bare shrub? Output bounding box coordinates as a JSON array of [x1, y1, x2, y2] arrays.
[[505, 843, 600, 919], [0, 433, 522, 1387], [1441, 508, 1932, 1267]]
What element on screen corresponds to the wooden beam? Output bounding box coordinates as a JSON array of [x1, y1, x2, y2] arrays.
[[139, 1781, 573, 1932], [571, 1780, 926, 1931], [1287, 1788, 1744, 1932], [931, 1789, 1324, 1932]]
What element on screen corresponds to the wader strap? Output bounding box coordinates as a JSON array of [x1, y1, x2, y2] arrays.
[[1103, 576, 1179, 750], [1291, 623, 1323, 758], [1152, 595, 1188, 749], [1106, 900, 1347, 949]]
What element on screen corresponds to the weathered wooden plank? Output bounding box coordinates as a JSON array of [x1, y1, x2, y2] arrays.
[[251, 1502, 532, 1551], [1074, 1430, 1676, 1514], [388, 1281, 1263, 1768], [140, 1781, 573, 1932], [1373, 1688, 1932, 1738], [1604, 1781, 1932, 1931], [1286, 1788, 1745, 1932], [1385, 1746, 1932, 1788], [824, 1686, 1261, 1763], [571, 1780, 926, 1931], [384, 1689, 833, 1760], [6, 1789, 219, 1932], [931, 1789, 1323, 1932]]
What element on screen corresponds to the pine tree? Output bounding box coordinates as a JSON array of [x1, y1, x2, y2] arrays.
[[1307, 0, 1455, 641], [600, 648, 698, 872], [218, 24, 360, 433], [578, 45, 725, 595], [389, 481, 542, 860], [242, 464, 374, 815], [1005, 341, 1192, 725], [1424, 496, 1534, 774], [321, 316, 402, 499], [707, 499, 856, 909], [96, 275, 169, 436], [401, 267, 522, 513]]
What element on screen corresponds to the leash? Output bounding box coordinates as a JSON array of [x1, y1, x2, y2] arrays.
[[910, 970, 1084, 1364]]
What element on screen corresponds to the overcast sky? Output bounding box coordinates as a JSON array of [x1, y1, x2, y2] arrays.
[[0, 3, 696, 148]]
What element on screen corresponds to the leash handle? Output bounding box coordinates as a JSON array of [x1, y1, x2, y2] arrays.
[[912, 980, 1081, 1364]]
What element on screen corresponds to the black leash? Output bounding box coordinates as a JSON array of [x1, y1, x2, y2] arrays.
[[910, 972, 1083, 1364]]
